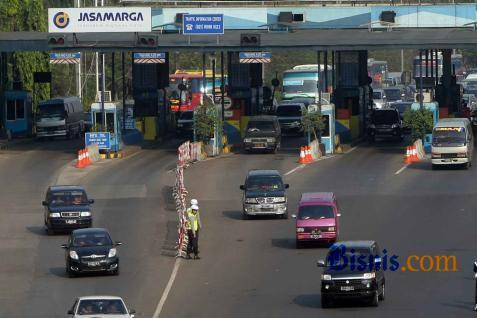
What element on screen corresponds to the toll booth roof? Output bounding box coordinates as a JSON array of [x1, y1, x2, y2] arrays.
[[91, 102, 123, 112]]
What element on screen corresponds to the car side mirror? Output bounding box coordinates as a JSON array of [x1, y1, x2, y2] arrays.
[[89, 199, 95, 204], [115, 241, 122, 246], [284, 184, 290, 189], [240, 185, 245, 190], [130, 309, 136, 317], [42, 201, 48, 206], [67, 309, 74, 315], [317, 260, 326, 267], [61, 244, 68, 249], [291, 214, 297, 219], [474, 261, 477, 273]]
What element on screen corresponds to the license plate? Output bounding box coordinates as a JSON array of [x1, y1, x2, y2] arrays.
[[88, 261, 100, 266], [340, 286, 354, 291], [261, 204, 273, 209], [311, 234, 322, 239], [254, 143, 266, 148], [443, 159, 452, 162], [65, 219, 77, 224]]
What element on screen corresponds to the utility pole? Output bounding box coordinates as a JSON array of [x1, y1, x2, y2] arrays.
[[75, 0, 81, 100]]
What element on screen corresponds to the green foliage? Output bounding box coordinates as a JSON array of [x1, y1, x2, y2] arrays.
[[403, 108, 434, 142], [193, 97, 222, 143], [302, 108, 326, 141]]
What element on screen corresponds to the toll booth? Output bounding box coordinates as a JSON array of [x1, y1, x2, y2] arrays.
[[3, 90, 32, 137], [320, 104, 336, 154], [411, 102, 439, 153], [90, 102, 123, 152]]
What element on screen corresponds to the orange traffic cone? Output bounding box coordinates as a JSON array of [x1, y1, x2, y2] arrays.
[[299, 146, 306, 164], [305, 146, 313, 163], [84, 149, 91, 166], [75, 150, 85, 168], [410, 145, 419, 162], [403, 146, 411, 163]]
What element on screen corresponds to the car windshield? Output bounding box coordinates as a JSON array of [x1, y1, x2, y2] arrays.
[[276, 106, 302, 117], [247, 121, 274, 131], [73, 232, 112, 247], [50, 190, 88, 206], [372, 110, 398, 125], [373, 92, 383, 99], [326, 247, 373, 267], [433, 127, 466, 145], [384, 89, 401, 101], [247, 175, 283, 192], [179, 112, 193, 120], [77, 299, 127, 315], [38, 103, 65, 119], [393, 103, 412, 115], [299, 205, 334, 220]]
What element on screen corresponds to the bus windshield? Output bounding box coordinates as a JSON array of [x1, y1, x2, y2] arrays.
[[38, 103, 65, 119]]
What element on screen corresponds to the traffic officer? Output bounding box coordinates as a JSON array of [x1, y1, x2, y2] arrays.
[[474, 260, 477, 311], [186, 204, 202, 260]]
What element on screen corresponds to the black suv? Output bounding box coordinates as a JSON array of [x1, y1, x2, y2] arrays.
[[318, 240, 385, 308], [43, 185, 94, 235], [240, 170, 289, 219], [243, 116, 281, 153], [368, 108, 403, 142]]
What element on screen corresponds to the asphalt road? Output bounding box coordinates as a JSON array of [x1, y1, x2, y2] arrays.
[[3, 136, 477, 318], [160, 140, 477, 318], [0, 138, 181, 318]]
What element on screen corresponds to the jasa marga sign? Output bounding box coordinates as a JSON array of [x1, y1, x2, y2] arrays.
[[48, 7, 151, 33]]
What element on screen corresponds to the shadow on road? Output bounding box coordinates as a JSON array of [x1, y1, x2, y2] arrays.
[[441, 300, 474, 310], [222, 210, 243, 220], [293, 294, 321, 309], [25, 226, 48, 237], [49, 267, 68, 278], [271, 238, 296, 249]]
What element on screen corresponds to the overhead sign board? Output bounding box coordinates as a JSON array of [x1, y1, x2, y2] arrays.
[[239, 52, 271, 64], [133, 53, 166, 64], [85, 132, 111, 149], [183, 14, 224, 35], [48, 7, 151, 33], [49, 52, 81, 64]]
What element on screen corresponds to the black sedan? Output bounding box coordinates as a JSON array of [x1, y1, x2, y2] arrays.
[[62, 228, 121, 277]]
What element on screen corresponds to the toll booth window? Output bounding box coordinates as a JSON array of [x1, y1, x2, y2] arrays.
[[320, 115, 330, 137], [6, 100, 15, 120], [106, 113, 114, 133], [15, 100, 25, 119], [95, 113, 103, 127]]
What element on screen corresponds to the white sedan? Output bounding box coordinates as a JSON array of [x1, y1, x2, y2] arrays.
[[68, 296, 136, 318]]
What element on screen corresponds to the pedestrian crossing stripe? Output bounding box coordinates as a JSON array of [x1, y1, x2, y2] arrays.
[[133, 58, 166, 64], [239, 58, 271, 64], [49, 58, 80, 64]]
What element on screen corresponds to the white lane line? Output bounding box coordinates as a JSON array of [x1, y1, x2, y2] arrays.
[[345, 146, 358, 154], [284, 164, 305, 176], [394, 163, 410, 175], [152, 257, 182, 318]]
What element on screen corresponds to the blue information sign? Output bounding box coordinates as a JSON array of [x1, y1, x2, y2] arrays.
[[183, 14, 224, 35], [85, 132, 111, 149], [49, 53, 81, 64], [239, 52, 272, 63]]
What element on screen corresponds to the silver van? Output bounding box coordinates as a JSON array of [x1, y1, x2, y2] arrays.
[[36, 97, 84, 139], [431, 118, 474, 169]]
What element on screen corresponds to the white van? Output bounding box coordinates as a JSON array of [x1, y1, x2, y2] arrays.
[[431, 118, 474, 169], [36, 97, 83, 139]]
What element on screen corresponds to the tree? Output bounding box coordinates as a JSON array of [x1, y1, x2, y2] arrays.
[[403, 108, 434, 142], [193, 96, 222, 143], [302, 107, 326, 142]]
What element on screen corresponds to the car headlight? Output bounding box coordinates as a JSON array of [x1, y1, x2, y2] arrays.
[[274, 197, 286, 203], [321, 274, 332, 281], [49, 212, 61, 218], [363, 272, 376, 279], [432, 153, 442, 158], [80, 211, 91, 217], [457, 152, 467, 158], [108, 248, 117, 258], [296, 227, 305, 233], [391, 123, 398, 128], [244, 138, 251, 143], [245, 198, 256, 204], [327, 227, 335, 232], [369, 124, 376, 129], [266, 137, 276, 143], [69, 251, 79, 260]]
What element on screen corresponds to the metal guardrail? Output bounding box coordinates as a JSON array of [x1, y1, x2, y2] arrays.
[[119, 0, 465, 7]]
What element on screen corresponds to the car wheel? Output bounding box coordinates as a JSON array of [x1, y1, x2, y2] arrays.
[[67, 267, 76, 278], [46, 227, 55, 235], [281, 213, 288, 219], [296, 241, 302, 249], [321, 295, 331, 308], [368, 136, 375, 143], [431, 164, 438, 170], [242, 213, 250, 220], [370, 290, 379, 307], [465, 162, 471, 170], [379, 282, 385, 301], [112, 267, 120, 276]]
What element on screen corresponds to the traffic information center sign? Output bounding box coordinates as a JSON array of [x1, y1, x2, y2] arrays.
[[85, 132, 111, 150], [183, 14, 224, 35], [239, 52, 272, 63], [133, 53, 166, 64], [49, 53, 81, 64]]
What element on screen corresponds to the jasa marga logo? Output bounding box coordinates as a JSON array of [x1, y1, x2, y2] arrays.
[[53, 12, 70, 29]]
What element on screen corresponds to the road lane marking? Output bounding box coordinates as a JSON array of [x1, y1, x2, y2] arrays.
[[394, 163, 410, 175], [152, 257, 182, 318], [345, 146, 358, 154], [284, 165, 305, 176]]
